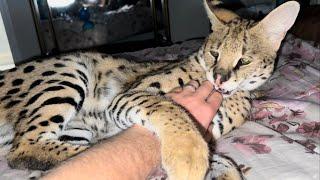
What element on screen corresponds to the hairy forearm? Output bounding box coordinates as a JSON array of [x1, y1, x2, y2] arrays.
[[43, 125, 161, 180]]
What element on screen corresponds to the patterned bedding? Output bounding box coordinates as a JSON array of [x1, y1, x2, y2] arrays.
[[0, 34, 319, 179]]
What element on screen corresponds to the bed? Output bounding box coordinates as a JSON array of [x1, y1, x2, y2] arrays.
[[0, 34, 319, 180]]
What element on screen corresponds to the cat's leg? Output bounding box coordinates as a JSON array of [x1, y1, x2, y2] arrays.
[[207, 90, 250, 180], [210, 90, 251, 139], [108, 91, 209, 180], [206, 154, 244, 180]]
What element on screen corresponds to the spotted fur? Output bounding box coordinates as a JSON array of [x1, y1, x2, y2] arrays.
[[0, 1, 299, 179]]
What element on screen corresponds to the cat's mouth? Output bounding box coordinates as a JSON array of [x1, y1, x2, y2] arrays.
[[221, 90, 232, 95], [211, 74, 233, 96]]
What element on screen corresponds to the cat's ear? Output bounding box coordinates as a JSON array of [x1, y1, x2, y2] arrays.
[[251, 1, 300, 50], [203, 0, 225, 30]]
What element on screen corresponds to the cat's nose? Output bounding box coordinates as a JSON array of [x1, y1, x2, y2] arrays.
[[213, 69, 231, 84]]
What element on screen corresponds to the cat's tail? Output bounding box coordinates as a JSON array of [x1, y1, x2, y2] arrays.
[[206, 154, 245, 180]]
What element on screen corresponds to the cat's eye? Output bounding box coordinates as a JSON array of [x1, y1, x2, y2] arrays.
[[239, 58, 251, 66], [234, 58, 251, 70], [209, 51, 219, 59]]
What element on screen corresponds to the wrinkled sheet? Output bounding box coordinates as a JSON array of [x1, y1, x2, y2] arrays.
[[0, 34, 319, 179]]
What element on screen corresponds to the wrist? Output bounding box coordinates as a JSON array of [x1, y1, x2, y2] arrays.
[[118, 125, 161, 178]]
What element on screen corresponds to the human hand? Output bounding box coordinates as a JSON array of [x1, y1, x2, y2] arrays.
[[166, 81, 222, 130]]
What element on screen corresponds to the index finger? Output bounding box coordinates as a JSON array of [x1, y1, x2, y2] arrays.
[[193, 81, 215, 99], [206, 91, 223, 109]]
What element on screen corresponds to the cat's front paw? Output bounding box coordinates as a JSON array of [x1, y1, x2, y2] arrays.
[[206, 154, 244, 180], [161, 133, 209, 180]]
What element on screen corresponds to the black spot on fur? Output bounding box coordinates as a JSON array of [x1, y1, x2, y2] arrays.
[[61, 73, 76, 79], [12, 79, 24, 86], [23, 66, 35, 73], [218, 122, 224, 134], [50, 115, 64, 123], [0, 75, 4, 80], [42, 97, 78, 111], [43, 86, 65, 92], [138, 100, 148, 105], [249, 81, 256, 84], [0, 82, 4, 87], [26, 114, 41, 125], [42, 71, 56, 76], [180, 67, 187, 72], [7, 88, 20, 95], [39, 121, 49, 126], [217, 110, 223, 119], [5, 100, 21, 108], [1, 95, 11, 101], [261, 77, 267, 80], [149, 82, 161, 89], [76, 70, 88, 83], [18, 92, 28, 98], [97, 72, 102, 81], [77, 62, 87, 68], [54, 63, 66, 68], [29, 80, 44, 90], [194, 56, 200, 63], [228, 117, 233, 124], [9, 67, 17, 72], [178, 78, 184, 87], [46, 80, 60, 84], [19, 110, 28, 118], [25, 93, 43, 106], [59, 81, 85, 111], [62, 58, 72, 61], [59, 135, 89, 142], [26, 125, 37, 132], [118, 65, 126, 71]]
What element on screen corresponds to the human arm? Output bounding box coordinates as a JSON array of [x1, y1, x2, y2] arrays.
[[43, 125, 160, 180]]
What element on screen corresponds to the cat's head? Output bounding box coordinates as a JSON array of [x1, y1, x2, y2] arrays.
[[202, 0, 300, 96]]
